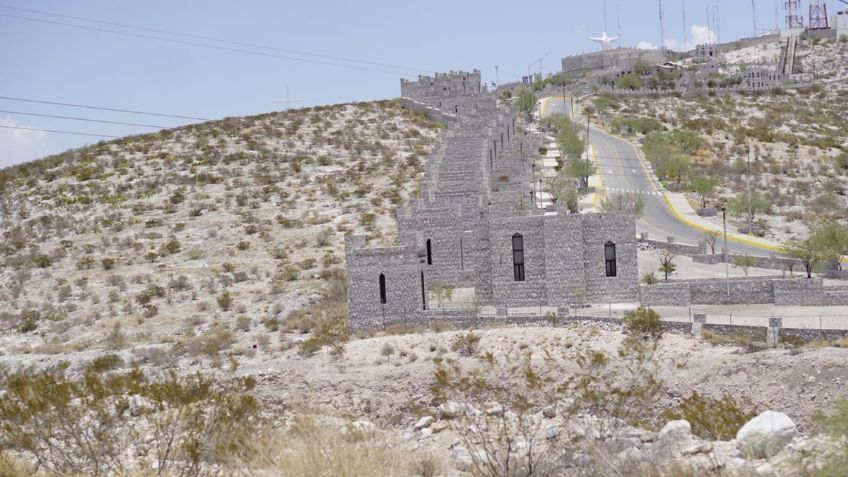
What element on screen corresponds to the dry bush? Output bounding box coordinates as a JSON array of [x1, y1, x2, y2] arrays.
[[276, 417, 437, 477], [0, 366, 267, 476]]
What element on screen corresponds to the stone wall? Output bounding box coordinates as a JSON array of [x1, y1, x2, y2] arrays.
[[640, 282, 691, 306], [773, 278, 824, 306], [562, 48, 666, 74], [689, 278, 775, 305], [345, 70, 642, 331]]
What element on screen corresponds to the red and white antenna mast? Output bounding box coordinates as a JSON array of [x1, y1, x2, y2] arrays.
[[809, 1, 830, 30]]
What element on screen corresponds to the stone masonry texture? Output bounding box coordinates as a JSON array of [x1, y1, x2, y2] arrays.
[[344, 71, 639, 331]]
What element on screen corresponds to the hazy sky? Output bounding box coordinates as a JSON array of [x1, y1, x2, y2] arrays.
[[0, 0, 784, 166]]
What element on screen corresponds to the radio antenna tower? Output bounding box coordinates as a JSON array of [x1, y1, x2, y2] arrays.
[[785, 0, 804, 28], [809, 1, 830, 29], [752, 0, 758, 35], [659, 0, 666, 49], [682, 0, 688, 48]]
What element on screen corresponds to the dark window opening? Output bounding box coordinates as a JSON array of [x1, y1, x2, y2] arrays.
[[426, 239, 433, 265], [605, 242, 617, 277], [420, 271, 426, 310], [379, 273, 387, 304], [512, 234, 525, 282]]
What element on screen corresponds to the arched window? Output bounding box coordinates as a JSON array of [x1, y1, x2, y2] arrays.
[[605, 242, 617, 277], [379, 273, 387, 304], [426, 239, 433, 265], [512, 234, 525, 282]]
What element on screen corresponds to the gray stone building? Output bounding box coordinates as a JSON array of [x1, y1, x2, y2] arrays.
[[345, 71, 639, 331]]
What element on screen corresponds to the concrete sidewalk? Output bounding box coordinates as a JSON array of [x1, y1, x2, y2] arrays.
[[577, 302, 848, 330], [663, 193, 784, 253]]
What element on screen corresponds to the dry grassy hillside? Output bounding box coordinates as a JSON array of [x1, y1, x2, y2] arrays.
[[0, 100, 443, 359]]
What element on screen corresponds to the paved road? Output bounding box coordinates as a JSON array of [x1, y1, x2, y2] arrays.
[[540, 97, 768, 256]]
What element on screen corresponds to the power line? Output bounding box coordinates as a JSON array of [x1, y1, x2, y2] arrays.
[[0, 12, 415, 76], [0, 124, 117, 138], [0, 96, 211, 121], [0, 4, 431, 74], [0, 110, 166, 128]]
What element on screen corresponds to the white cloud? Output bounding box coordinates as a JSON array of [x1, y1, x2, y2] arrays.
[[664, 24, 717, 51], [637, 41, 659, 50], [0, 117, 48, 168]]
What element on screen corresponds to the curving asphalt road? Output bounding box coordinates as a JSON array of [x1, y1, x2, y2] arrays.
[[540, 96, 770, 256]]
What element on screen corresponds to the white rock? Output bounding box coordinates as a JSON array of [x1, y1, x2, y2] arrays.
[[484, 403, 503, 416], [755, 462, 775, 476], [542, 405, 557, 419], [736, 411, 796, 458], [658, 420, 692, 441], [128, 395, 152, 417], [545, 426, 561, 440], [452, 445, 473, 471], [439, 401, 464, 418], [414, 416, 434, 430], [351, 420, 377, 434], [420, 427, 433, 439], [682, 442, 713, 455]]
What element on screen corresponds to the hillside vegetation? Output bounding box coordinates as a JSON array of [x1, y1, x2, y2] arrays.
[[593, 37, 848, 240], [0, 100, 442, 359]]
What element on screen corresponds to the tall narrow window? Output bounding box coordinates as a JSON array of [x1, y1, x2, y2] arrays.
[[420, 271, 426, 310], [426, 239, 433, 265], [605, 242, 617, 277], [512, 234, 525, 282], [379, 273, 387, 304]]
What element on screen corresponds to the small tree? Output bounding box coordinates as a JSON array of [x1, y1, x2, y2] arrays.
[[782, 236, 823, 278], [616, 74, 643, 91], [546, 170, 579, 213], [429, 283, 455, 311], [730, 191, 770, 222], [691, 175, 718, 209], [732, 254, 757, 277], [565, 158, 595, 190], [703, 231, 719, 255], [658, 250, 676, 281], [602, 192, 645, 217], [515, 86, 536, 115]]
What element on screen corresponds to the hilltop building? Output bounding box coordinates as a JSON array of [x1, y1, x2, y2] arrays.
[[344, 71, 639, 331]]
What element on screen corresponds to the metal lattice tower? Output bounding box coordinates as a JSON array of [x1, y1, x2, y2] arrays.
[[809, 0, 830, 29], [785, 0, 804, 28]]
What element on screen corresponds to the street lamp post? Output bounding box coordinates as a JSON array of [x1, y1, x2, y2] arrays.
[[721, 206, 730, 298]]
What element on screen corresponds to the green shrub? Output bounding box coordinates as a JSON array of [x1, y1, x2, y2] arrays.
[[87, 354, 124, 373], [236, 241, 250, 251], [159, 237, 181, 255], [17, 315, 37, 333], [450, 332, 481, 357], [32, 254, 52, 268], [622, 306, 664, 337], [101, 257, 116, 270], [641, 272, 659, 284], [660, 392, 757, 440], [217, 291, 233, 311]]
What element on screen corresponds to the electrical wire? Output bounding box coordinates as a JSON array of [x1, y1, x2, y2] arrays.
[[0, 109, 166, 128], [0, 124, 117, 138], [0, 4, 431, 74], [0, 96, 211, 121], [0, 12, 417, 76]]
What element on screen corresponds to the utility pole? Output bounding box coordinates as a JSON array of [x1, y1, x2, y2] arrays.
[[495, 66, 499, 89], [585, 115, 591, 190], [747, 144, 753, 234], [682, 0, 688, 49], [273, 85, 302, 112], [722, 206, 730, 298]]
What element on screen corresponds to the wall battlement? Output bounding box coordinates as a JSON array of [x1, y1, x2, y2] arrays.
[[345, 71, 640, 331]]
